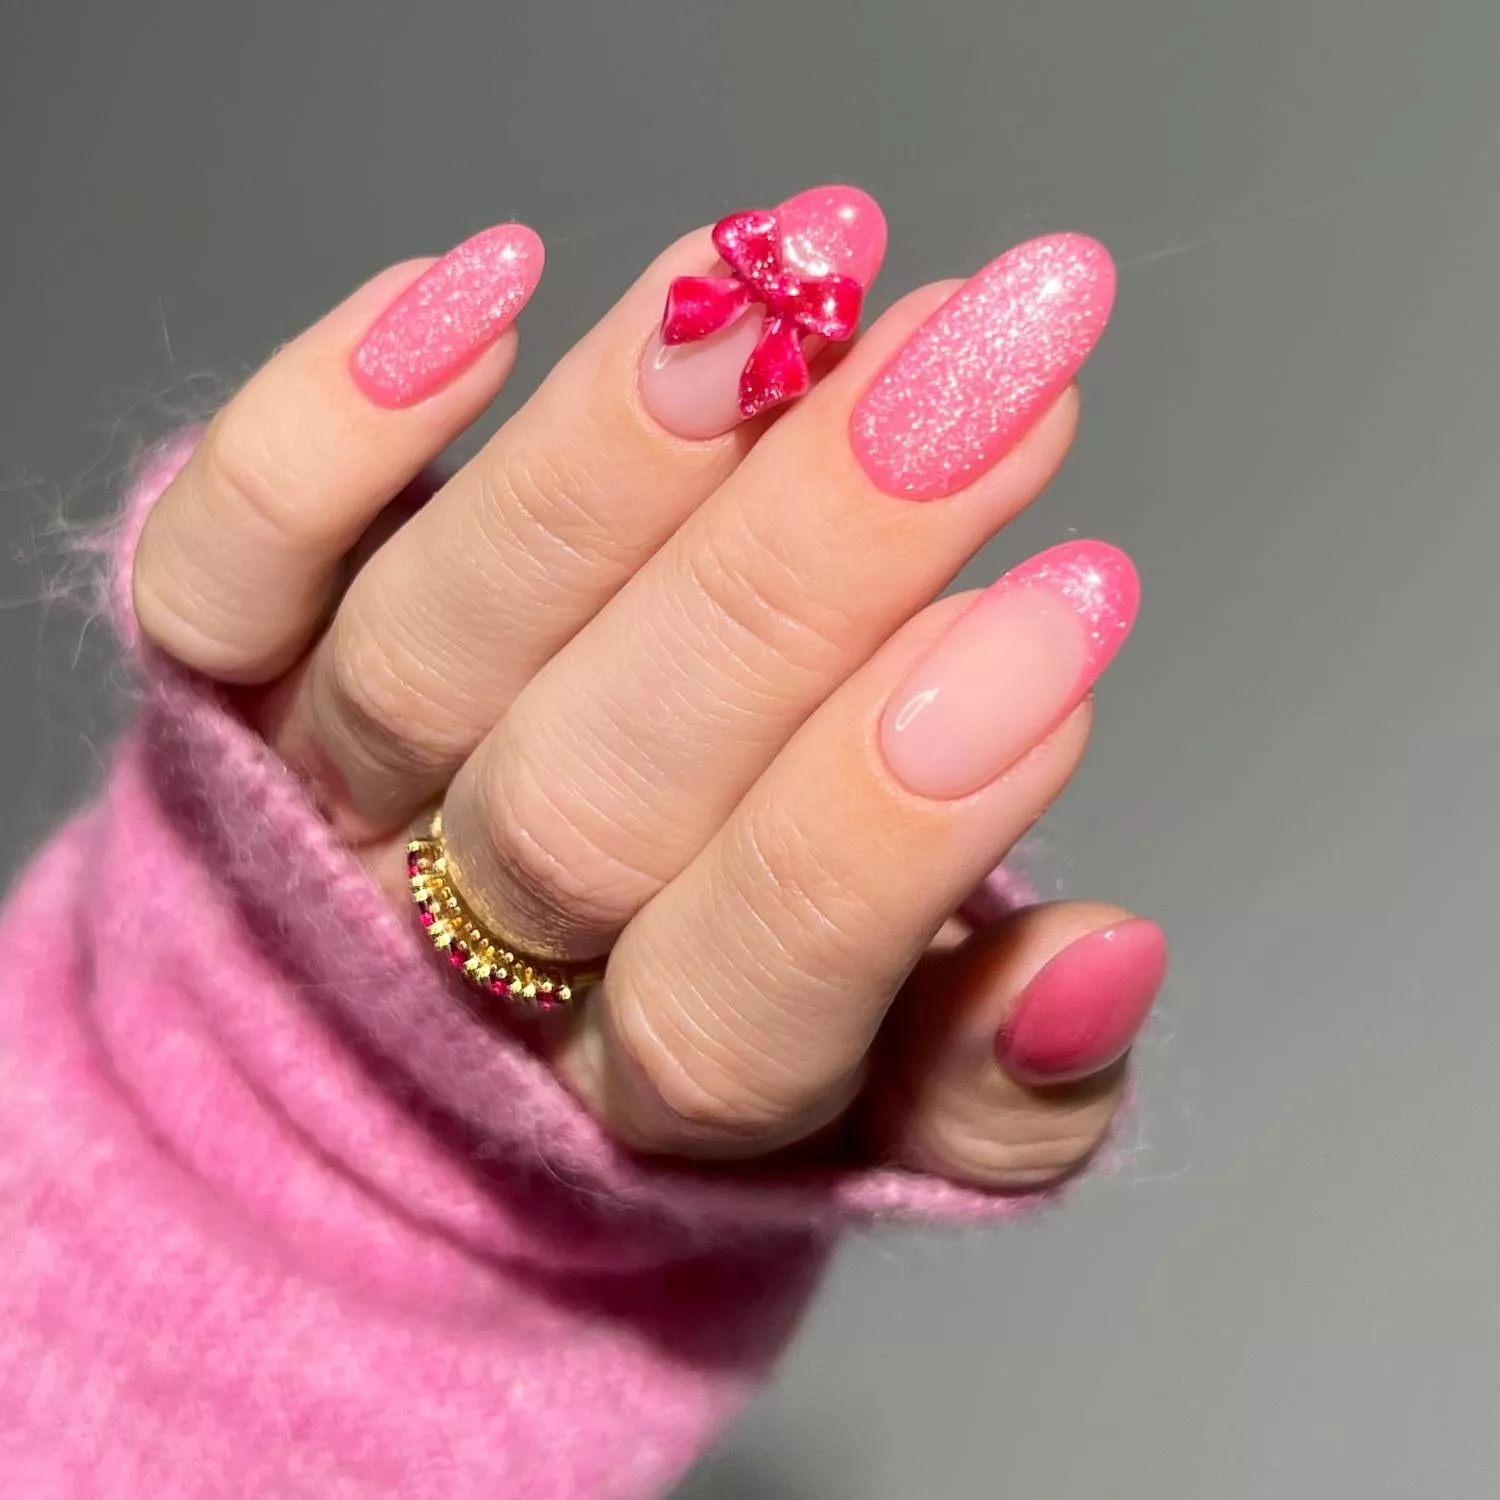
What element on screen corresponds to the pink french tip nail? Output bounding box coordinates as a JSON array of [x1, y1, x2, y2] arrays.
[[850, 232, 1116, 501], [880, 540, 1139, 801], [640, 184, 887, 440], [350, 224, 545, 408], [996, 918, 1168, 1081]]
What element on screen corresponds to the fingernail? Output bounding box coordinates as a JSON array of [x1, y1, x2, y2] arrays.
[[996, 919, 1167, 1081], [880, 540, 1139, 801], [640, 185, 887, 439], [850, 233, 1115, 501], [351, 224, 545, 408]]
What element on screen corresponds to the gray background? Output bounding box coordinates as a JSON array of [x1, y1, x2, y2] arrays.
[[2, 1, 1497, 1495]]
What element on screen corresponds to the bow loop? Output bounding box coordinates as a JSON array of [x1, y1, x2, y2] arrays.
[[785, 274, 863, 343], [711, 210, 783, 289], [739, 316, 811, 420], [661, 276, 753, 345], [661, 206, 867, 418]]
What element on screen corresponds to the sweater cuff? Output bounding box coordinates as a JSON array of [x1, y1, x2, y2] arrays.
[[110, 433, 1055, 1243]]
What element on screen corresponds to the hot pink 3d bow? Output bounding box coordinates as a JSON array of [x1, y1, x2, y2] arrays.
[[661, 208, 865, 419]]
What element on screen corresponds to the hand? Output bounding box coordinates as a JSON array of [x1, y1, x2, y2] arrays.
[[131, 186, 1166, 1187]]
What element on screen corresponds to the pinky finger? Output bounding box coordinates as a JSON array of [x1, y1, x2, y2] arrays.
[[133, 225, 543, 683], [866, 901, 1167, 1190]]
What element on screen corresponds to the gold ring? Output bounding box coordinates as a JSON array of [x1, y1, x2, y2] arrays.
[[406, 812, 604, 1011]]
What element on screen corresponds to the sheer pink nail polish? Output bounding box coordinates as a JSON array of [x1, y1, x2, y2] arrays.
[[640, 185, 887, 439], [851, 233, 1115, 500], [880, 540, 1139, 801], [351, 224, 545, 408], [996, 919, 1167, 1081]]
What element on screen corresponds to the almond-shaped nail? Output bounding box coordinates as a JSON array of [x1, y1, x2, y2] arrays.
[[640, 185, 887, 439], [881, 540, 1139, 801], [996, 919, 1168, 1081], [351, 224, 545, 408], [851, 233, 1115, 501]]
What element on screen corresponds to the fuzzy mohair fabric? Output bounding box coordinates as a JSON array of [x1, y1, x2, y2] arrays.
[[0, 437, 1047, 1498]]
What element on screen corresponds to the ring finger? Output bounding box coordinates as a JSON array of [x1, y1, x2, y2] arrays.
[[270, 184, 889, 840]]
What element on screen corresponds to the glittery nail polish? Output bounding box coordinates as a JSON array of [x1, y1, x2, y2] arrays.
[[851, 233, 1115, 501], [351, 224, 545, 408], [880, 540, 1139, 800], [996, 919, 1167, 1081], [640, 185, 887, 440]]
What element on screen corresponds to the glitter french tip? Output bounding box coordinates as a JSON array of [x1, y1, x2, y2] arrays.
[[850, 232, 1116, 501], [639, 184, 888, 440], [879, 540, 1138, 801], [350, 224, 545, 409]]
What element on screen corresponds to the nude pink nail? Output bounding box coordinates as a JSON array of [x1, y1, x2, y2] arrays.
[[851, 233, 1115, 501], [880, 540, 1139, 801], [351, 224, 545, 408], [640, 185, 887, 439], [996, 919, 1168, 1081]]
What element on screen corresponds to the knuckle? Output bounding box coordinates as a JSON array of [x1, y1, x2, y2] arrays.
[[468, 763, 647, 942], [916, 1091, 1123, 1192], [477, 439, 636, 577], [129, 533, 199, 657], [131, 577, 232, 676], [683, 509, 853, 686], [130, 475, 265, 678], [198, 411, 317, 550], [317, 611, 467, 783], [733, 805, 885, 986], [604, 985, 837, 1155]]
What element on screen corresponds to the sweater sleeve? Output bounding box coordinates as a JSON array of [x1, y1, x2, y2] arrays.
[[0, 436, 1051, 1500]]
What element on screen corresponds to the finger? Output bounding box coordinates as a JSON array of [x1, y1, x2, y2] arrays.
[[132, 226, 543, 682], [270, 185, 887, 838], [446, 234, 1113, 962], [866, 902, 1167, 1191], [559, 541, 1139, 1156]]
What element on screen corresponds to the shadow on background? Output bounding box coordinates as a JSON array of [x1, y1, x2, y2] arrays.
[[672, 1432, 866, 1500]]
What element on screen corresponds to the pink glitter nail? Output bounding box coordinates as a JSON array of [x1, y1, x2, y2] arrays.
[[351, 224, 545, 408], [850, 233, 1115, 501]]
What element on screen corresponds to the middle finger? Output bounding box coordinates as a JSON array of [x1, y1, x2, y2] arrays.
[[445, 233, 1116, 959]]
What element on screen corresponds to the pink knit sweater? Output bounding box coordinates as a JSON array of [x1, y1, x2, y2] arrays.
[[0, 438, 1045, 1498]]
